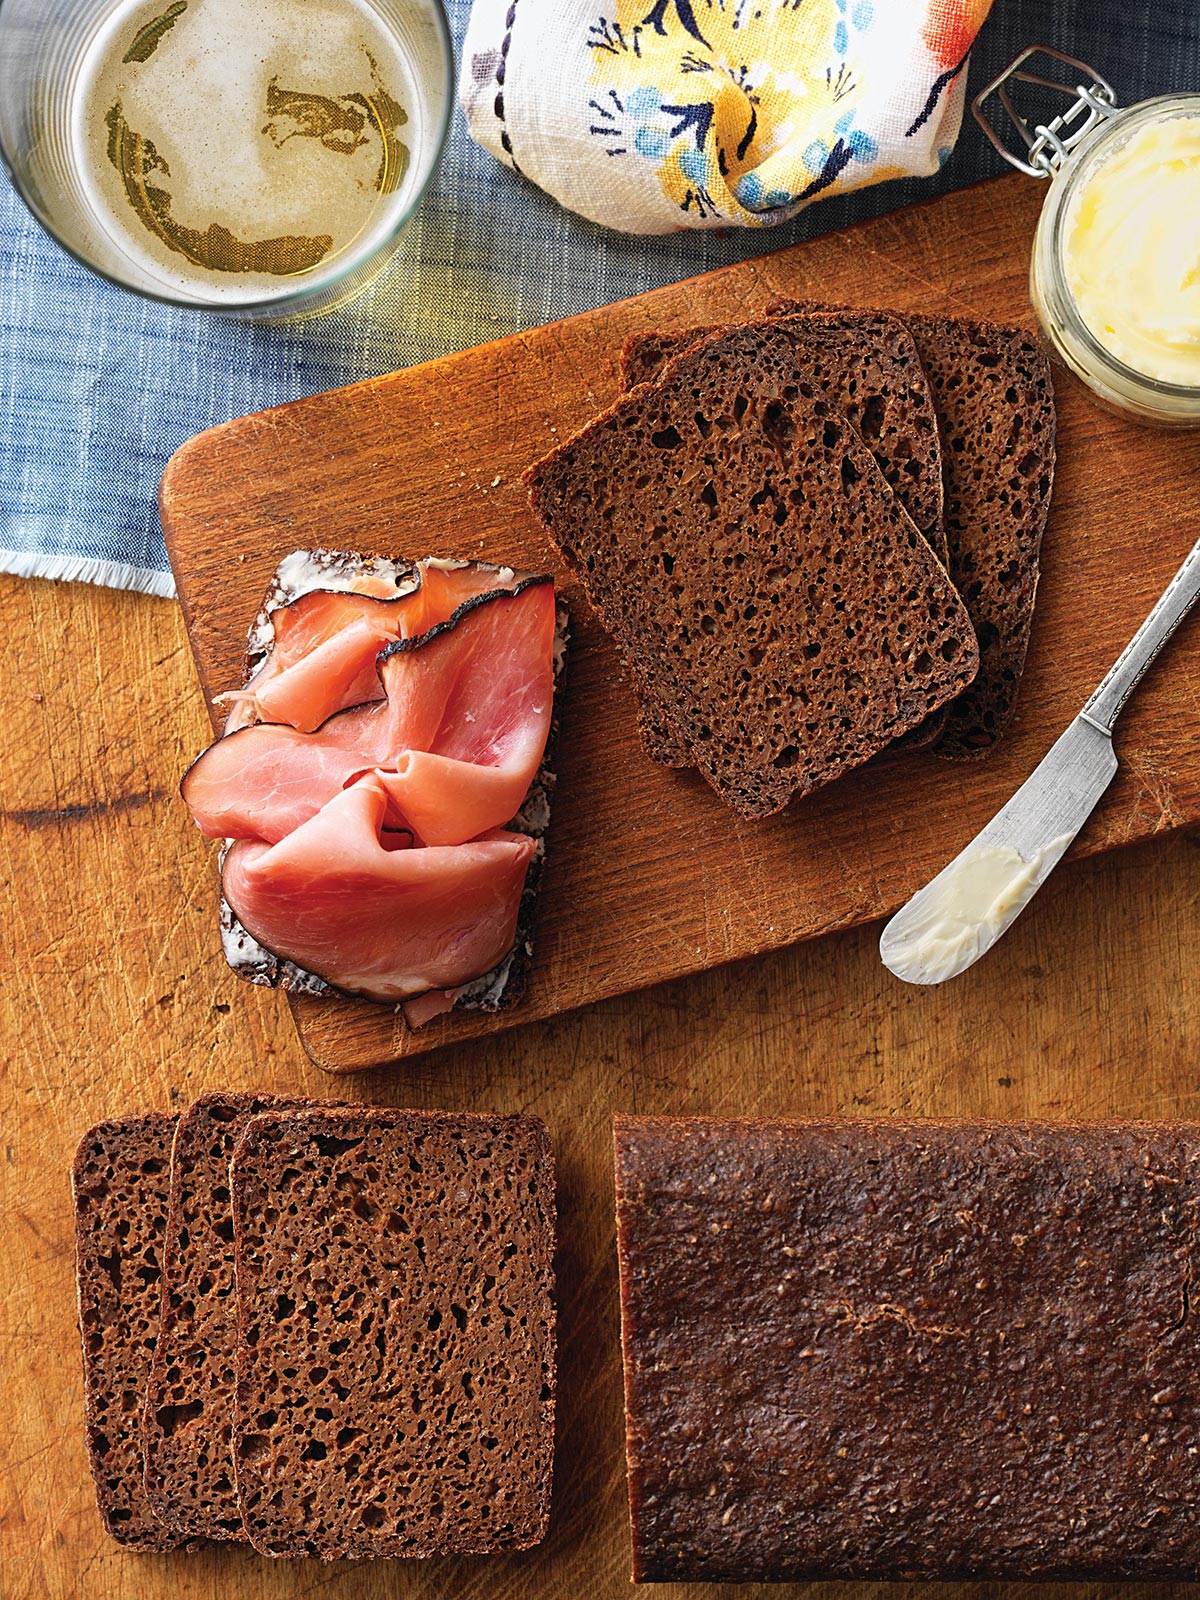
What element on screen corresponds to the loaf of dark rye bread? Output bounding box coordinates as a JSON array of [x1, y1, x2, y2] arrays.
[[230, 1106, 556, 1559], [526, 321, 979, 818], [614, 1116, 1200, 1583], [620, 308, 952, 759], [142, 1092, 328, 1543], [770, 298, 1056, 757], [72, 1114, 186, 1551]]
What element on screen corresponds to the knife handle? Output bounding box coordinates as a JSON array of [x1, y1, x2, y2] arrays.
[[1083, 532, 1200, 734]]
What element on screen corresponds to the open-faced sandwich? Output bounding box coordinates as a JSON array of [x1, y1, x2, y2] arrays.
[[181, 550, 568, 1029]]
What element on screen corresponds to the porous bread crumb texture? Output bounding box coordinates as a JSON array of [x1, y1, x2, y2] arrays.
[[614, 1116, 1200, 1584], [142, 1092, 322, 1543], [527, 322, 978, 819], [621, 328, 714, 393], [903, 314, 1055, 758], [621, 323, 730, 772], [621, 311, 946, 561], [769, 297, 1056, 758], [231, 1108, 556, 1560], [619, 309, 951, 763], [72, 1114, 185, 1551]]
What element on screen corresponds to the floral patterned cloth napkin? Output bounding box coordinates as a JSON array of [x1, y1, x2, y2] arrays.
[[461, 0, 994, 233]]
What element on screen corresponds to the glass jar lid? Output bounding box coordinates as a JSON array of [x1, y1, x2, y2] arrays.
[[973, 45, 1120, 180]]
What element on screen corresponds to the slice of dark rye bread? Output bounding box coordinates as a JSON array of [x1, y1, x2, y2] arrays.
[[72, 1114, 187, 1551], [614, 1116, 1200, 1583], [525, 322, 979, 820], [142, 1092, 331, 1543], [619, 309, 952, 761], [907, 312, 1055, 757], [621, 311, 947, 566], [769, 298, 1056, 758], [230, 1107, 556, 1559], [219, 548, 570, 1019]]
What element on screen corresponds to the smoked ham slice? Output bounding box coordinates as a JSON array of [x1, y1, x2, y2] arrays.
[[220, 560, 527, 734], [230, 597, 404, 733], [223, 778, 536, 1003], [220, 560, 531, 732], [183, 578, 556, 848], [183, 553, 563, 1021]]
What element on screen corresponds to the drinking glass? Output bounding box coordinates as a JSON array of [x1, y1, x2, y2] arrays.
[[0, 0, 453, 320]]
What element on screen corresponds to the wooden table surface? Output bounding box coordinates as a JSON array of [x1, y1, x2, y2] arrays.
[[4, 556, 1200, 1600]]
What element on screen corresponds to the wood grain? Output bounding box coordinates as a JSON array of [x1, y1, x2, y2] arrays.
[[4, 567, 1200, 1600], [159, 173, 1200, 1070]]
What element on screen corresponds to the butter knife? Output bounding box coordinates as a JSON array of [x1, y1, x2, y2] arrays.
[[881, 531, 1200, 985]]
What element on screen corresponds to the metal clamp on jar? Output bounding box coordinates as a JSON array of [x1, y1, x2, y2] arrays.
[[974, 46, 1200, 428]]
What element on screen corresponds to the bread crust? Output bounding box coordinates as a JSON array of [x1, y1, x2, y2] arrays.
[[615, 1115, 1200, 1583]]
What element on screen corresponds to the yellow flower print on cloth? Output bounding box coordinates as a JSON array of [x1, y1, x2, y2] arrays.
[[460, 0, 995, 234], [588, 0, 899, 224]]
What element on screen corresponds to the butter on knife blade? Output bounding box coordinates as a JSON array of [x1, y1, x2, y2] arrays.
[[879, 711, 1118, 988], [880, 834, 1074, 984], [879, 519, 1200, 985]]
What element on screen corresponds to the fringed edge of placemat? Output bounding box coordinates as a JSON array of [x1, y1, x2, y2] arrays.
[[0, 549, 177, 599]]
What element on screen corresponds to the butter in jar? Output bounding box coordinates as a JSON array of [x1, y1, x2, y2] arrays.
[[1061, 114, 1200, 388], [1030, 95, 1200, 426]]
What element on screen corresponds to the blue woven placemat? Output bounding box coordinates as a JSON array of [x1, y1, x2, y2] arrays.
[[1, 0, 1196, 597]]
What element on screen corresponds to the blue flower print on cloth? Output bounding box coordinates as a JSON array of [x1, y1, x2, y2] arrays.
[[460, 0, 994, 233]]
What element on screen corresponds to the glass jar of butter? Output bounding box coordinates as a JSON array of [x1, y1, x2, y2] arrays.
[[974, 48, 1200, 428]]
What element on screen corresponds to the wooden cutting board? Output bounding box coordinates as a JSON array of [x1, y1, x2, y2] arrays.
[[161, 171, 1200, 1072]]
